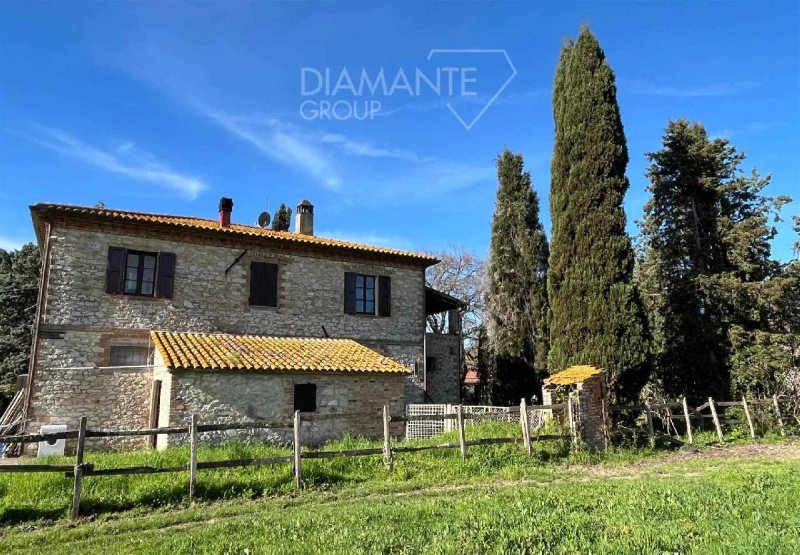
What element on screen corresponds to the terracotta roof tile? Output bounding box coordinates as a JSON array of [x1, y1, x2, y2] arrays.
[[543, 365, 603, 386], [31, 203, 437, 264], [150, 331, 411, 374]]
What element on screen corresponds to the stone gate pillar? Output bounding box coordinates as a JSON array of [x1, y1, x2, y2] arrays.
[[542, 366, 608, 451]]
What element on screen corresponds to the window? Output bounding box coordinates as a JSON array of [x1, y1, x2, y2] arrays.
[[249, 261, 278, 307], [106, 247, 175, 299], [106, 248, 176, 298], [124, 251, 157, 296], [355, 274, 375, 314], [344, 273, 390, 316], [110, 345, 149, 367], [426, 356, 437, 374], [294, 383, 317, 412]]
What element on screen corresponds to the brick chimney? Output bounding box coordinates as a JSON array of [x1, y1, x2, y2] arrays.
[[219, 197, 233, 228], [295, 199, 314, 235]]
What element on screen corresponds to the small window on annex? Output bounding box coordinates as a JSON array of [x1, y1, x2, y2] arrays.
[[293, 383, 317, 412], [110, 345, 150, 367]]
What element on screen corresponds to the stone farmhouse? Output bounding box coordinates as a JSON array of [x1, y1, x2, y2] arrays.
[[22, 199, 463, 451]]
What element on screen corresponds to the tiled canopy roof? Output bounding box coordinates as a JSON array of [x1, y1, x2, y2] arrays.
[[150, 331, 410, 374], [543, 365, 603, 386], [30, 203, 437, 264]]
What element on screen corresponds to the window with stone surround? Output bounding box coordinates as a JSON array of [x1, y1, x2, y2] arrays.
[[294, 383, 317, 412], [110, 345, 150, 367]]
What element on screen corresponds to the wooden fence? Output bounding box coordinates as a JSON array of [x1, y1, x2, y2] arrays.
[[608, 394, 788, 446], [0, 400, 570, 519]]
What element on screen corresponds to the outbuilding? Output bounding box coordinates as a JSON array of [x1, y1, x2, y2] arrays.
[[150, 331, 409, 448]]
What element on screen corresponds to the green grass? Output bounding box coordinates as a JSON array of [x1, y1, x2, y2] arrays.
[[0, 421, 797, 553]]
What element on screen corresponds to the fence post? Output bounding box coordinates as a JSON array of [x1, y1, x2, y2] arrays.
[[644, 401, 655, 448], [742, 396, 755, 439], [709, 397, 724, 442], [382, 405, 393, 472], [681, 396, 693, 445], [773, 394, 785, 437], [293, 410, 302, 487], [188, 414, 198, 503], [520, 398, 531, 456], [71, 416, 88, 520], [456, 405, 467, 459]]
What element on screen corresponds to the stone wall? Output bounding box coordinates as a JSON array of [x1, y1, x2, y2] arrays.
[[25, 330, 153, 453], [159, 368, 407, 447], [424, 333, 461, 404], [25, 220, 428, 447], [39, 223, 425, 345]]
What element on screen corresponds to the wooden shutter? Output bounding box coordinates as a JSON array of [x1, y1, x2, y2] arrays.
[[378, 275, 391, 317], [155, 252, 177, 298], [105, 247, 126, 294], [250, 261, 278, 306], [344, 272, 357, 314]]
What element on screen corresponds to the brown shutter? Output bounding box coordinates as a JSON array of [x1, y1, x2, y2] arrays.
[[105, 247, 126, 294], [155, 252, 176, 298], [250, 262, 278, 307], [378, 275, 391, 317], [344, 272, 357, 314], [264, 263, 278, 307]]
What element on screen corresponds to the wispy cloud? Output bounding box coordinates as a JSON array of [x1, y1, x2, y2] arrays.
[[317, 229, 415, 251], [200, 107, 343, 190], [625, 79, 760, 98], [710, 120, 781, 140], [319, 133, 431, 163], [25, 127, 207, 199], [196, 104, 433, 188]]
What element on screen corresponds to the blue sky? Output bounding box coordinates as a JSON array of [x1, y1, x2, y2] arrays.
[[1, 1, 798, 260]]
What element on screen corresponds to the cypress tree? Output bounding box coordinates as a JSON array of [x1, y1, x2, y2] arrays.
[[272, 203, 292, 232], [548, 26, 650, 403], [487, 149, 549, 404]]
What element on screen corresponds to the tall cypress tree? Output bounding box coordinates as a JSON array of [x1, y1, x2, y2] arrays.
[[487, 149, 549, 404], [548, 26, 649, 403]]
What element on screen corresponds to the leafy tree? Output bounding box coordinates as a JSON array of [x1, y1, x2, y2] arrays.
[[639, 119, 792, 401], [272, 203, 292, 232], [0, 243, 40, 383], [548, 26, 650, 403], [487, 149, 549, 404]]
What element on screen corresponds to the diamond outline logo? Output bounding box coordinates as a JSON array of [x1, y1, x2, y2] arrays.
[[427, 49, 517, 131]]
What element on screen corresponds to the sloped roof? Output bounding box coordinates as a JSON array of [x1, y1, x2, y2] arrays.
[[463, 369, 481, 384], [150, 331, 410, 374], [543, 365, 603, 386], [30, 203, 437, 265]]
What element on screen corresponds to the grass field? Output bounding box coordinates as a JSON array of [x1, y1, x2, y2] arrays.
[[1, 423, 798, 553]]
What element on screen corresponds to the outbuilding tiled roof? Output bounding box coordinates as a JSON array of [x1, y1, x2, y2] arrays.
[[150, 331, 411, 374], [543, 365, 603, 386], [30, 203, 437, 264]]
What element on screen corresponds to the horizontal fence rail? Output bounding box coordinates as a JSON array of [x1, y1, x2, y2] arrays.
[[0, 395, 790, 520]]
